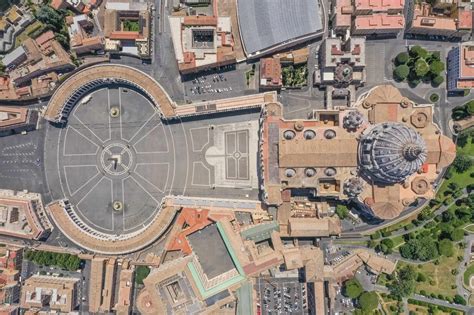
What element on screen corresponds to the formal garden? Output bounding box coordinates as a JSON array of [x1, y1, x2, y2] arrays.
[[282, 64, 308, 88], [123, 20, 140, 32], [393, 46, 445, 88]]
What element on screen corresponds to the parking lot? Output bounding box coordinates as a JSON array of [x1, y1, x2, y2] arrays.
[[257, 277, 309, 314], [182, 65, 253, 102], [324, 244, 351, 265]]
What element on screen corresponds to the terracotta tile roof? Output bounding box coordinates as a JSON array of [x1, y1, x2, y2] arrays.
[[109, 31, 140, 40], [458, 10, 473, 30], [354, 0, 404, 11], [50, 0, 64, 9], [183, 16, 218, 26]]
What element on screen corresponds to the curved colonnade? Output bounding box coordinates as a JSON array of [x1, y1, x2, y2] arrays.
[[44, 64, 178, 254]]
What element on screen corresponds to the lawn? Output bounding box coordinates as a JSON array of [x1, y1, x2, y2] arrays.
[[282, 64, 308, 87], [14, 20, 44, 48], [464, 224, 474, 233], [399, 245, 462, 297], [463, 263, 474, 287], [390, 235, 405, 249]]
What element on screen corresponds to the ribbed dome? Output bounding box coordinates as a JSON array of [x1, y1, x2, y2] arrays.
[[359, 123, 427, 184]]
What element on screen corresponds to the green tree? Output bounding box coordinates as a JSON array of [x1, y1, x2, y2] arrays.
[[466, 100, 474, 115], [410, 45, 428, 59], [417, 272, 427, 282], [395, 52, 409, 65], [343, 278, 363, 299], [399, 237, 439, 261], [452, 105, 469, 121], [370, 231, 381, 240], [388, 265, 417, 298], [415, 59, 430, 77], [36, 6, 63, 30], [379, 238, 394, 254], [429, 60, 445, 74], [394, 64, 410, 81], [335, 204, 349, 219], [135, 265, 151, 285], [453, 154, 472, 173], [453, 294, 466, 305], [358, 291, 379, 312], [432, 75, 444, 87], [438, 239, 454, 257]]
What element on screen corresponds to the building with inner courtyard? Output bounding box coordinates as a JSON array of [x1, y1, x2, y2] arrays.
[[0, 189, 51, 240]]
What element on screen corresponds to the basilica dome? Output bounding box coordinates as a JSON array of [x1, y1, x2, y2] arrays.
[[359, 122, 427, 184]]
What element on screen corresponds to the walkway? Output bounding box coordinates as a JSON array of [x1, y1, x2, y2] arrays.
[[456, 234, 474, 298], [374, 285, 472, 313]]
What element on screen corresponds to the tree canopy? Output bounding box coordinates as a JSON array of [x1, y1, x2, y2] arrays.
[[399, 237, 439, 261], [343, 278, 363, 299], [453, 154, 472, 173], [432, 75, 444, 87], [394, 65, 410, 81], [395, 52, 409, 65], [410, 45, 428, 59], [135, 266, 151, 285], [415, 59, 430, 77], [25, 250, 82, 271], [429, 60, 445, 74], [388, 265, 417, 298], [358, 291, 379, 312], [393, 46, 445, 87], [335, 204, 349, 219]]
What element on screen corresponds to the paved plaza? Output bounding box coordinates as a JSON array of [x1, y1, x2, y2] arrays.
[[44, 84, 261, 237]]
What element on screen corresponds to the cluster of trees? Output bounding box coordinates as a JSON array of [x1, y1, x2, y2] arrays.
[[452, 153, 472, 173], [393, 46, 445, 87], [409, 297, 466, 311], [399, 236, 440, 261], [399, 194, 472, 261], [35, 6, 70, 49], [371, 238, 395, 255], [452, 100, 474, 121], [387, 265, 417, 298], [282, 64, 308, 87], [25, 250, 82, 271], [342, 279, 379, 313]]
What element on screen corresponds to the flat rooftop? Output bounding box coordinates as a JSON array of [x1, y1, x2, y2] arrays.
[[237, 0, 322, 55], [187, 223, 235, 279]]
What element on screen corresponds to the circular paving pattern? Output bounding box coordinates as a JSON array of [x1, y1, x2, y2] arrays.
[[44, 83, 185, 238], [99, 142, 135, 177]]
